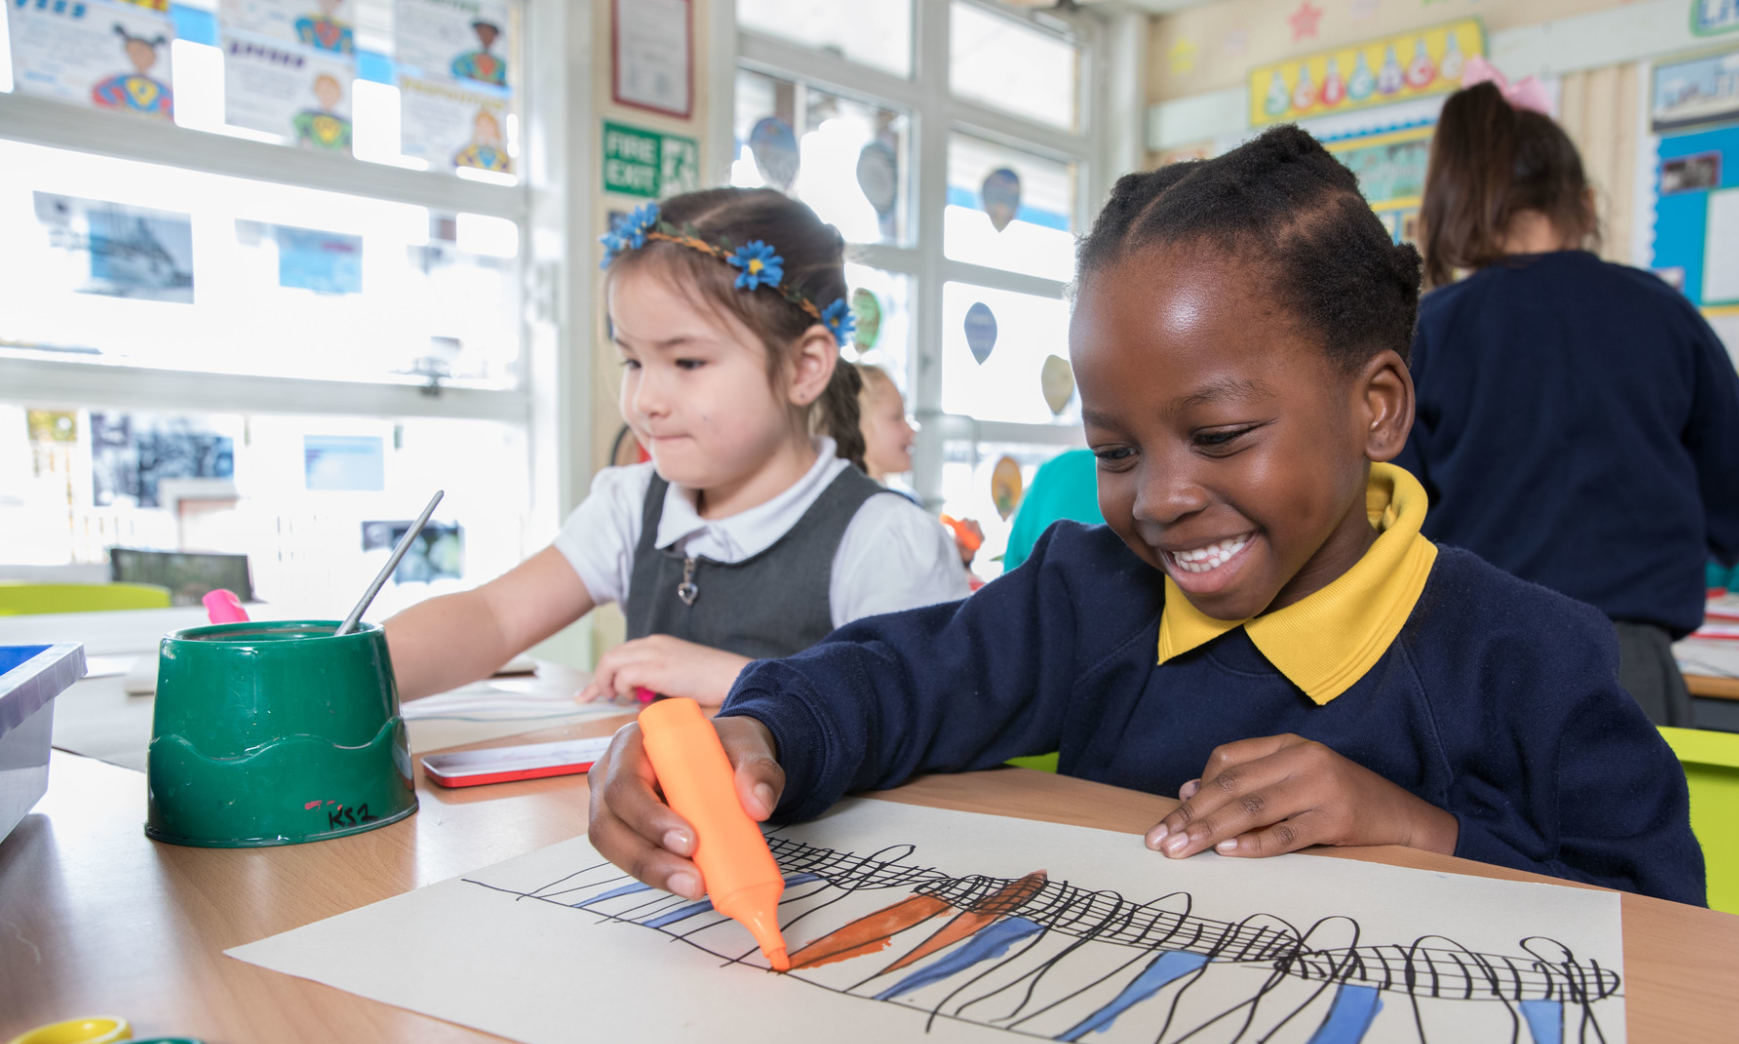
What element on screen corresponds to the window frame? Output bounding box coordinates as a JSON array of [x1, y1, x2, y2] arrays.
[[730, 0, 1123, 514], [0, 0, 590, 549]]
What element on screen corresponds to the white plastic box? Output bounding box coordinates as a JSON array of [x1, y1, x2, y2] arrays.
[[0, 643, 85, 843]]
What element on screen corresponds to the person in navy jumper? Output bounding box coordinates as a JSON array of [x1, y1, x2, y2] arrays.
[[587, 128, 1705, 907], [1396, 82, 1739, 726]]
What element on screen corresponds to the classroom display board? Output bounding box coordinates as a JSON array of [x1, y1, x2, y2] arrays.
[[230, 799, 1626, 1044], [1651, 121, 1739, 308], [1325, 125, 1431, 245], [1248, 18, 1482, 128]]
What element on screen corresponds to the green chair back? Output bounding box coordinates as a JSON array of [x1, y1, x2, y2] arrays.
[[1659, 726, 1739, 914], [1005, 753, 1059, 773], [0, 581, 173, 616]]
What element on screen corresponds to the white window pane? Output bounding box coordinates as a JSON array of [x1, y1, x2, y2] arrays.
[[732, 69, 911, 246], [950, 3, 1079, 131], [939, 440, 1078, 584], [0, 403, 530, 616], [941, 282, 1075, 426], [738, 0, 912, 79], [0, 7, 12, 93], [843, 263, 913, 392], [945, 134, 1076, 281], [0, 141, 520, 386]]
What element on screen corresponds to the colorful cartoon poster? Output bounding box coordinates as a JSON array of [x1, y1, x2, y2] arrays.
[[222, 30, 355, 152], [7, 0, 175, 119], [400, 75, 511, 173], [222, 0, 355, 54], [35, 192, 195, 302], [394, 0, 511, 88], [1249, 18, 1484, 127]]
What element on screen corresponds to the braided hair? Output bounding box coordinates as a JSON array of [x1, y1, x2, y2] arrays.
[[1078, 125, 1421, 370], [610, 188, 865, 471]]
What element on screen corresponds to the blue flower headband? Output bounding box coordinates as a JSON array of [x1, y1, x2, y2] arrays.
[[600, 202, 856, 347]]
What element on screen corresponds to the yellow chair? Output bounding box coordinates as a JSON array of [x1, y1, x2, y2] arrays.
[[0, 581, 172, 616], [1659, 726, 1739, 915], [1005, 753, 1060, 773]]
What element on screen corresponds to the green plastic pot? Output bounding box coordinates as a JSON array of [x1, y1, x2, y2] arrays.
[[145, 620, 416, 847]]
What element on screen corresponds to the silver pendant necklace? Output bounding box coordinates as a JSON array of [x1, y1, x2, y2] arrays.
[[677, 555, 698, 606]]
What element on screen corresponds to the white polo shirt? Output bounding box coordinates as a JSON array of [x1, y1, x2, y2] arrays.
[[554, 438, 970, 627]]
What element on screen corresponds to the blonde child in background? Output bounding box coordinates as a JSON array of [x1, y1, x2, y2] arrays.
[[857, 364, 983, 575], [386, 189, 968, 708]]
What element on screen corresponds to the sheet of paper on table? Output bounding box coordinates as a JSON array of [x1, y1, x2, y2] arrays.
[[228, 800, 1625, 1044]]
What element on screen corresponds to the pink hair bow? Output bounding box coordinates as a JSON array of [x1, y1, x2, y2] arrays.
[[1459, 55, 1553, 116]]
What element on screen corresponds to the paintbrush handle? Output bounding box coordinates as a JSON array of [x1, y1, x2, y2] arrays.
[[335, 489, 444, 637]]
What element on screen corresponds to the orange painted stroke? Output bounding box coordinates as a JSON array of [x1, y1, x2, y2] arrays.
[[786, 894, 952, 970], [881, 870, 1048, 975]]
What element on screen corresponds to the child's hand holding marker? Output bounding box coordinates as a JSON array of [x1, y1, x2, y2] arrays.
[[587, 713, 784, 901], [577, 634, 752, 707], [1145, 733, 1460, 860]]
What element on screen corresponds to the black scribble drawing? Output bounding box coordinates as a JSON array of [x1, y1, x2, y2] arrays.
[[464, 836, 1618, 1044]]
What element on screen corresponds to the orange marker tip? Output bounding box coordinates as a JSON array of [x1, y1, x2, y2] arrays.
[[766, 947, 790, 972]]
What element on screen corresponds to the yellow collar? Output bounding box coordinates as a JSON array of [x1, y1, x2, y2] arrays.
[[1156, 462, 1438, 705]]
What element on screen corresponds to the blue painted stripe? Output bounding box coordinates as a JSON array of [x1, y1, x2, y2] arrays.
[[873, 917, 1043, 1001], [1519, 999, 1562, 1044], [645, 897, 717, 927], [1058, 950, 1209, 1041], [1306, 984, 1383, 1044], [573, 880, 654, 908], [944, 186, 1071, 231], [169, 3, 217, 46]]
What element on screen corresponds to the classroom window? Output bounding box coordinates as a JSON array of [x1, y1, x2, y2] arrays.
[[0, 141, 521, 387], [944, 134, 1078, 282], [736, 2, 1104, 581], [732, 68, 913, 247], [940, 282, 1076, 427], [949, 2, 1081, 132], [938, 438, 1066, 584], [736, 0, 914, 79], [0, 404, 528, 613], [0, 0, 541, 614], [844, 264, 915, 398]]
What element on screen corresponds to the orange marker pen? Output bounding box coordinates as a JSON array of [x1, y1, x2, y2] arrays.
[[638, 697, 790, 971]]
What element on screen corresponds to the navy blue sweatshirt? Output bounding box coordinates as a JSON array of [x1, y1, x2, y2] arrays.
[[720, 522, 1705, 907], [1395, 251, 1739, 636]]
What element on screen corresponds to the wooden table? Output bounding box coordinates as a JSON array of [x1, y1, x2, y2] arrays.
[[3, 726, 1738, 1042], [1687, 671, 1739, 701]]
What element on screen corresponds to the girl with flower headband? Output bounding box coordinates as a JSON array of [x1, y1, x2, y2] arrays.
[[386, 188, 968, 707], [1397, 79, 1739, 727]]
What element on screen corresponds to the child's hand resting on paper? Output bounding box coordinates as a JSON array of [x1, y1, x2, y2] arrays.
[[1144, 734, 1460, 860], [577, 635, 752, 708], [587, 715, 783, 899]]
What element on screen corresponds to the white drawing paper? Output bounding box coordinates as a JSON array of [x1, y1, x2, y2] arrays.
[[399, 74, 510, 173], [393, 0, 511, 88], [228, 799, 1625, 1043], [221, 0, 355, 54], [221, 28, 355, 151], [8, 0, 174, 118]]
